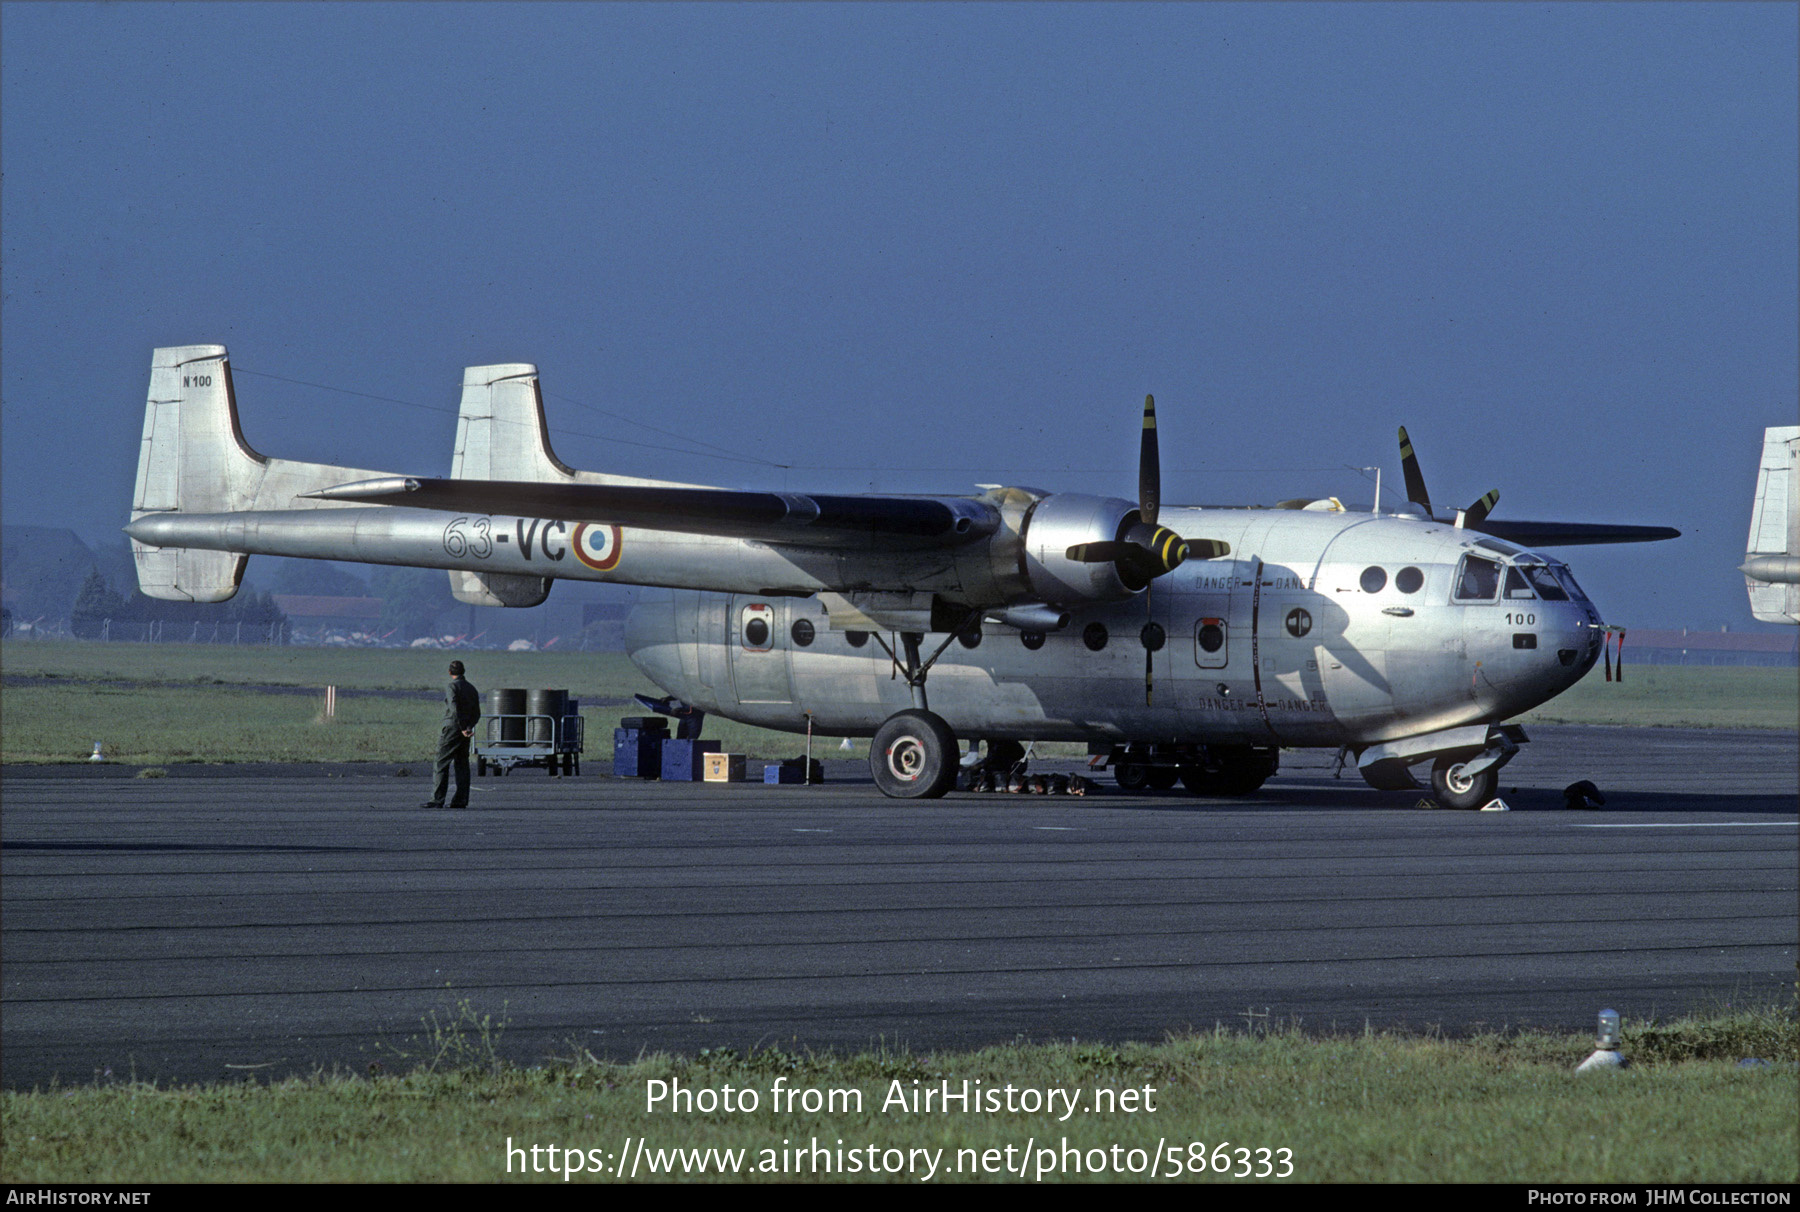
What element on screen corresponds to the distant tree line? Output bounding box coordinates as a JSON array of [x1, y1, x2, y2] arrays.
[[69, 570, 287, 638]]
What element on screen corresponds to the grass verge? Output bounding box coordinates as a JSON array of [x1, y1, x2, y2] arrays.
[[2, 1006, 1793, 1184]]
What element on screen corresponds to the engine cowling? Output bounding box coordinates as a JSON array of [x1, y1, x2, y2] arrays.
[[1017, 493, 1141, 605]]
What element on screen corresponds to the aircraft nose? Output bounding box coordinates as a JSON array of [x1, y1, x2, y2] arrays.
[[625, 595, 690, 699]]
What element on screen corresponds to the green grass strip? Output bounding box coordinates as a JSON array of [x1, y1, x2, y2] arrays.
[[3, 1007, 1794, 1183]]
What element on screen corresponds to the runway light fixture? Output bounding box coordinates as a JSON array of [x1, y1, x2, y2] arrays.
[[1597, 1008, 1621, 1050], [1576, 1007, 1629, 1073], [89, 742, 104, 763]]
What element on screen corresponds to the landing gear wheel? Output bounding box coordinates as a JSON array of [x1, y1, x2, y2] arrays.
[[872, 710, 959, 799], [1185, 746, 1277, 796], [1146, 767, 1180, 790], [1431, 755, 1498, 810], [1114, 762, 1152, 792]]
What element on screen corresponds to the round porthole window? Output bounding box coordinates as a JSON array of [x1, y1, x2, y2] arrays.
[[1360, 566, 1387, 593], [1021, 631, 1045, 650], [957, 627, 981, 649], [791, 618, 815, 647], [1083, 622, 1109, 651], [1198, 623, 1225, 653], [745, 617, 770, 647], [845, 630, 869, 648], [1140, 622, 1165, 651], [1396, 566, 1423, 594]]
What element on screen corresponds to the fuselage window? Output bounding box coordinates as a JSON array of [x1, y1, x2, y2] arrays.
[[1197, 622, 1225, 653], [1504, 567, 1536, 600], [845, 630, 870, 648], [1521, 564, 1570, 601], [1360, 566, 1387, 593], [744, 617, 771, 647], [791, 618, 815, 647], [1083, 622, 1109, 651], [1020, 630, 1046, 650], [1455, 555, 1501, 601], [1140, 622, 1165, 651], [957, 626, 981, 649], [1396, 566, 1424, 594]]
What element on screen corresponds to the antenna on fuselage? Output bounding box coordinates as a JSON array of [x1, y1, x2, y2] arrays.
[[1349, 466, 1383, 514]]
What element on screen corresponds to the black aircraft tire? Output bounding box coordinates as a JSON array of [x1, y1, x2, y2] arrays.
[[872, 710, 959, 799], [1146, 766, 1180, 790], [1210, 746, 1277, 796], [1431, 756, 1498, 810], [1114, 762, 1152, 792]]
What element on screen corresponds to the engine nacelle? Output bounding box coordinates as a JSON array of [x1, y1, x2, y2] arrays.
[[1017, 493, 1140, 605]]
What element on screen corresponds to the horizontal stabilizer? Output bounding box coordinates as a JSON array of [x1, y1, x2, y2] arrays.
[[305, 477, 1001, 550]]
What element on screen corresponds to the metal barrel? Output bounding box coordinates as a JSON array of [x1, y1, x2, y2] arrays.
[[527, 688, 568, 744], [489, 688, 527, 744]]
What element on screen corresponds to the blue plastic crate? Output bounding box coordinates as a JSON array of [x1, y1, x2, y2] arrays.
[[613, 728, 663, 779], [660, 738, 721, 782]]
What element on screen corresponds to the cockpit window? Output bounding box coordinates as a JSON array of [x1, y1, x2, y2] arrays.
[[1455, 555, 1501, 601], [1552, 565, 1589, 602], [1504, 567, 1536, 600], [1521, 564, 1569, 601]]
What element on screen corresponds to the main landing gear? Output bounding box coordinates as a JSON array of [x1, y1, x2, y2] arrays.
[[871, 709, 959, 799], [1100, 743, 1278, 796], [867, 623, 982, 800]]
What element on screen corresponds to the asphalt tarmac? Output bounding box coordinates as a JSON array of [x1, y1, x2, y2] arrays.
[[3, 724, 1794, 1089]]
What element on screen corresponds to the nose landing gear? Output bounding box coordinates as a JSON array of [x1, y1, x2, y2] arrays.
[[1430, 755, 1500, 811]]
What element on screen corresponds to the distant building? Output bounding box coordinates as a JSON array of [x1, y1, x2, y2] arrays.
[[1624, 628, 1797, 668]]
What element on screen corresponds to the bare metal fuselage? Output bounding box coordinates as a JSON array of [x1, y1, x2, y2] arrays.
[[623, 508, 1606, 748], [128, 501, 1604, 751]]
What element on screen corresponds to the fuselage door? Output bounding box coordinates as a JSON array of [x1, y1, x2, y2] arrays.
[[728, 596, 794, 704], [1195, 615, 1229, 668]]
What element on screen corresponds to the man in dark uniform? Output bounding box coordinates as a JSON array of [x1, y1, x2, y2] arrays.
[[422, 660, 481, 809]]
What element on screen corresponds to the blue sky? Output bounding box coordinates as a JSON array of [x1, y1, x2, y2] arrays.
[[3, 2, 1794, 628]]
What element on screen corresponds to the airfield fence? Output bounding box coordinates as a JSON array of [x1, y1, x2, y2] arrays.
[[62, 619, 293, 645]]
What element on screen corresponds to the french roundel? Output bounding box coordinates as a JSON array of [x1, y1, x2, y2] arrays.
[[571, 522, 622, 571]]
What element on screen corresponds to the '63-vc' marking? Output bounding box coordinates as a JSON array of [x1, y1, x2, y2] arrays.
[[443, 516, 580, 563]]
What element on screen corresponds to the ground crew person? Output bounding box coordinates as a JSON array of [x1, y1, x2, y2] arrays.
[[422, 660, 480, 809]]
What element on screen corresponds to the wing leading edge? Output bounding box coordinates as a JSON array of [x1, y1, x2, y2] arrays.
[[304, 477, 1001, 550]]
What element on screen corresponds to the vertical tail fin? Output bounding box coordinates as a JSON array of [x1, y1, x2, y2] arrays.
[[451, 363, 571, 483], [444, 364, 555, 607], [129, 345, 264, 602], [1744, 425, 1800, 624]]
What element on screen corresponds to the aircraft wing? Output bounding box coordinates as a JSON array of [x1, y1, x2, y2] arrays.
[[304, 477, 1000, 550], [1468, 519, 1681, 547]]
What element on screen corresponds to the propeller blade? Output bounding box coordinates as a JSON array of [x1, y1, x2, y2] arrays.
[[1398, 426, 1432, 515], [1065, 542, 1127, 563], [1144, 579, 1155, 707], [1462, 489, 1500, 529], [1139, 394, 1160, 527], [1186, 538, 1231, 560]]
